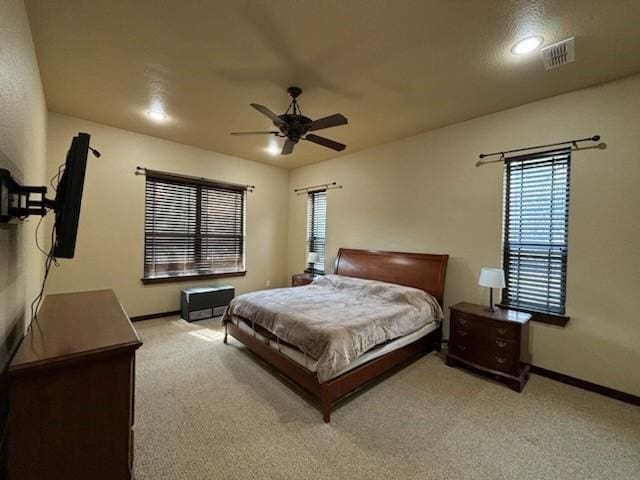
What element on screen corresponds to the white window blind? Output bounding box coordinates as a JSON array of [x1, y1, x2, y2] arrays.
[[144, 172, 246, 280], [502, 148, 571, 315], [306, 190, 326, 273]]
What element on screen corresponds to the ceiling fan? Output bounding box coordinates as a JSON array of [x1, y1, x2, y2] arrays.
[[231, 86, 348, 155]]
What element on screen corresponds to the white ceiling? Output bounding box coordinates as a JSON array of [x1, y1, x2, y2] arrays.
[[26, 0, 640, 168]]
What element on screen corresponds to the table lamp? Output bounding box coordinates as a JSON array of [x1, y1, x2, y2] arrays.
[[306, 252, 320, 275], [478, 267, 505, 312]]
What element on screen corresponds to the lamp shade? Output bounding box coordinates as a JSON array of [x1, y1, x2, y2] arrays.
[[306, 252, 320, 264], [478, 267, 505, 289]]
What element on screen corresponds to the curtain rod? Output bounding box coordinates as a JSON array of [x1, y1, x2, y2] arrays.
[[135, 166, 255, 191], [476, 135, 604, 167], [294, 182, 342, 195]]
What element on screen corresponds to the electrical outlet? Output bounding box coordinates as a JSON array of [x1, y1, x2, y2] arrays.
[[265, 280, 271, 288]]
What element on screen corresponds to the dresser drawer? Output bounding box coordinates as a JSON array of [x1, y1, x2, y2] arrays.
[[449, 331, 515, 356], [484, 353, 520, 375], [490, 321, 519, 342], [472, 317, 519, 342], [450, 311, 474, 330], [449, 338, 519, 375], [450, 311, 481, 340], [449, 325, 473, 345], [451, 311, 519, 342], [448, 339, 477, 361], [477, 340, 520, 375]]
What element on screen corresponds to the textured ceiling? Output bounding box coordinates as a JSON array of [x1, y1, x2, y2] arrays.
[[26, 0, 640, 168]]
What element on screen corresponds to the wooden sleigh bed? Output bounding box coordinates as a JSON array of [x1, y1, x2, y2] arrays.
[[223, 248, 449, 422]]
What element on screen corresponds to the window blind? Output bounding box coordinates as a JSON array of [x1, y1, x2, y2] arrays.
[[306, 190, 326, 273], [502, 148, 571, 315], [144, 173, 245, 280]]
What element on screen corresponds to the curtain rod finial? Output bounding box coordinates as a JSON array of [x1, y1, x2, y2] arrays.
[[592, 135, 600, 142]]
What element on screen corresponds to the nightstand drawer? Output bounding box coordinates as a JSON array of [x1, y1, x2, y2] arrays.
[[485, 351, 519, 375], [449, 325, 473, 344], [448, 340, 477, 361], [450, 311, 518, 342], [450, 312, 481, 339], [450, 311, 474, 330], [492, 337, 515, 352], [470, 317, 519, 342], [450, 334, 518, 356], [490, 321, 519, 342], [479, 339, 519, 374], [449, 339, 519, 375]]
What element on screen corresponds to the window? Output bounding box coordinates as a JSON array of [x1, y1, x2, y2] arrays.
[[501, 148, 571, 319], [143, 171, 246, 282], [306, 189, 327, 273]]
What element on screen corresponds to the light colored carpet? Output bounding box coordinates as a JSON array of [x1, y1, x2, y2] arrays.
[[133, 316, 640, 480]]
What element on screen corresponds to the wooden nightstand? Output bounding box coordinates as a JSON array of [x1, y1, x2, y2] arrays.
[[291, 273, 316, 287], [446, 302, 531, 392]]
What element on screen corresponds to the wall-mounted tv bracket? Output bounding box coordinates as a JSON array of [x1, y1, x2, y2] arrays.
[[0, 168, 55, 223]]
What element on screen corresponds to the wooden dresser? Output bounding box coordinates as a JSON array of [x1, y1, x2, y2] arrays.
[[446, 302, 531, 392], [8, 290, 142, 480]]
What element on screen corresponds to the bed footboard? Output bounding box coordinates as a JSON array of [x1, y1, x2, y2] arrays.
[[224, 321, 442, 422]]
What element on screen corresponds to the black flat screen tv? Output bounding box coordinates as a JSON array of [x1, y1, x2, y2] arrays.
[[53, 132, 90, 259]]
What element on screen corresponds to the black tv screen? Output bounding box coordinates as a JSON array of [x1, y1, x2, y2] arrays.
[[53, 132, 90, 259]]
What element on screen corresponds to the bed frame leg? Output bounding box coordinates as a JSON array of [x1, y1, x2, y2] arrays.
[[320, 384, 331, 423], [434, 324, 442, 352], [223, 322, 228, 344]]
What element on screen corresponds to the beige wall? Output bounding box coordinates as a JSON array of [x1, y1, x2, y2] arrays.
[[288, 74, 640, 396], [39, 72, 640, 395], [45, 113, 289, 317], [0, 0, 47, 349]]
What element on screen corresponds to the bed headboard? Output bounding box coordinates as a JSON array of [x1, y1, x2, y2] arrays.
[[334, 248, 449, 305]]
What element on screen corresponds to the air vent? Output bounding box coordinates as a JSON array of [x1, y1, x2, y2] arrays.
[[542, 37, 575, 70]]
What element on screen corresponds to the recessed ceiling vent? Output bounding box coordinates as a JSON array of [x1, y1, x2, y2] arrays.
[[542, 37, 575, 70]]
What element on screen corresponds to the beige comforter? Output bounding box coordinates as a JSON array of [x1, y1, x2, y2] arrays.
[[223, 274, 443, 382]]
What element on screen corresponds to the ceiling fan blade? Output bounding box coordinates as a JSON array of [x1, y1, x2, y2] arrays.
[[304, 134, 346, 152], [250, 103, 286, 127], [306, 113, 348, 132], [230, 131, 279, 136], [281, 138, 296, 155]]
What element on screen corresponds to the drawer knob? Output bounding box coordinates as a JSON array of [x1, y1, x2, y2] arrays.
[[458, 318, 468, 326], [495, 356, 506, 364], [457, 344, 467, 351], [496, 339, 508, 348], [497, 327, 508, 335], [457, 329, 469, 337]]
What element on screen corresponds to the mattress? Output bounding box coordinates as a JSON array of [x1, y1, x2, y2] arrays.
[[230, 316, 438, 380], [223, 274, 444, 382]]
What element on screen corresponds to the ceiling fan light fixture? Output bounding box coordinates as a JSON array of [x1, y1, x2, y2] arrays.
[[266, 140, 280, 156], [511, 35, 544, 55]]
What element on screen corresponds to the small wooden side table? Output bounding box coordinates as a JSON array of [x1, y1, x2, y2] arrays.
[[446, 302, 531, 392], [291, 273, 315, 287]]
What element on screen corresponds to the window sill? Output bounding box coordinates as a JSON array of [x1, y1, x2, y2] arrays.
[[496, 304, 570, 327], [141, 271, 246, 285]]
